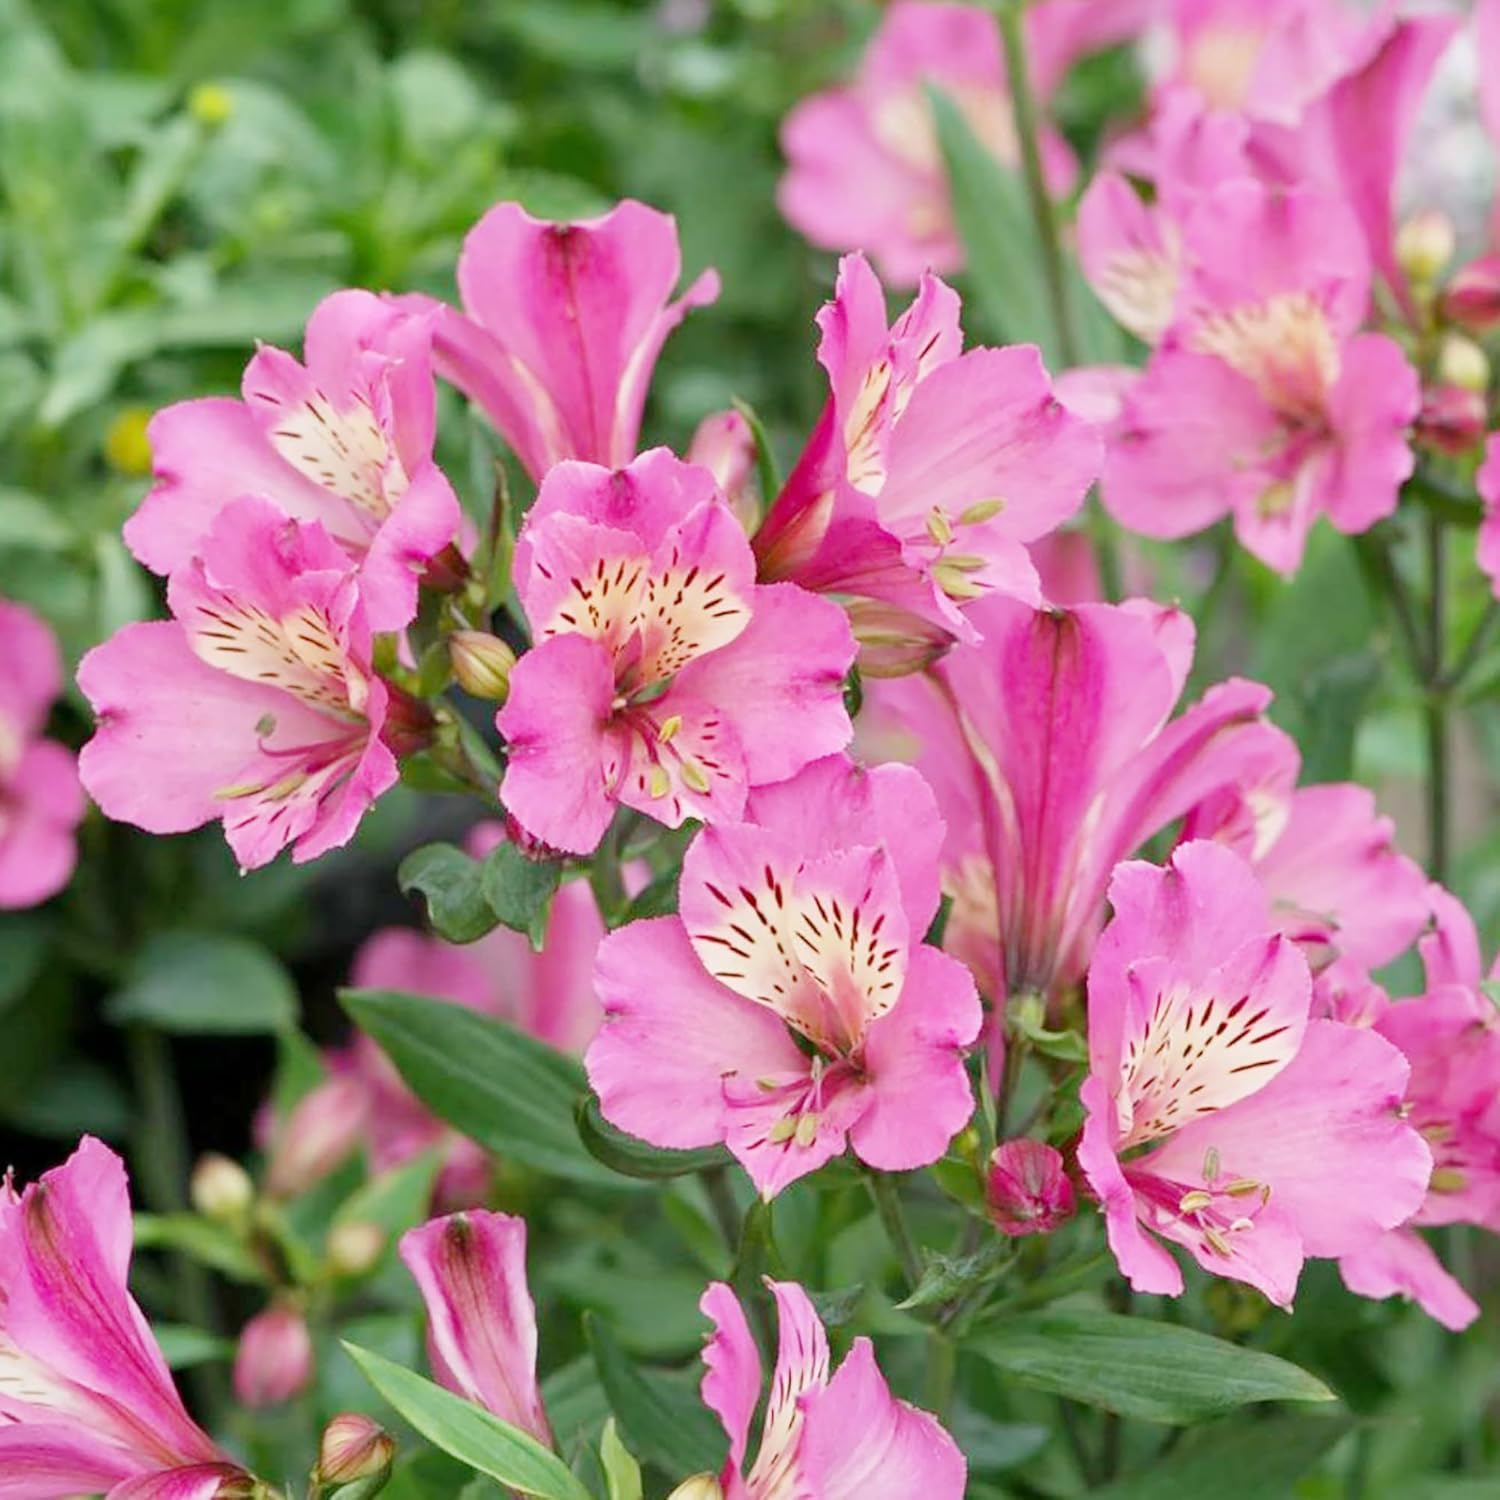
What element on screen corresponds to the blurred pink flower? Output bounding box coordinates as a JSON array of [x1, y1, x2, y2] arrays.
[[126, 290, 461, 632], [400, 1209, 551, 1444], [1103, 180, 1418, 574], [0, 1138, 249, 1498], [986, 1139, 1075, 1237], [698, 1278, 966, 1498], [0, 600, 83, 909], [864, 596, 1273, 1003], [418, 199, 718, 480], [687, 409, 759, 532], [754, 255, 1099, 640], [777, 2, 1081, 284], [1078, 842, 1430, 1305], [232, 1302, 314, 1409], [588, 756, 981, 1198], [499, 449, 854, 855], [1477, 433, 1500, 600], [79, 497, 399, 871]]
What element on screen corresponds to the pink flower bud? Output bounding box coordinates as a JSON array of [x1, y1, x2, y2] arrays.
[[687, 408, 758, 530], [233, 1302, 314, 1409], [985, 1140, 1075, 1236], [845, 599, 951, 679], [1414, 384, 1487, 457], [264, 1075, 367, 1199], [317, 1412, 397, 1485], [1443, 254, 1500, 332], [449, 630, 517, 702]]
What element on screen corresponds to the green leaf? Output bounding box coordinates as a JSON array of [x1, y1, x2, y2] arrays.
[[730, 395, 782, 504], [106, 931, 296, 1034], [970, 1312, 1336, 1424], [341, 989, 619, 1187], [577, 1094, 732, 1180], [133, 1213, 266, 1284], [1092, 1412, 1350, 1498], [621, 869, 679, 922], [0, 914, 50, 1011], [480, 841, 562, 949], [598, 1419, 643, 1500], [398, 843, 501, 944], [333, 1150, 443, 1241], [154, 1323, 235, 1370], [898, 1237, 1015, 1313], [344, 1343, 591, 1500], [586, 1315, 727, 1478]]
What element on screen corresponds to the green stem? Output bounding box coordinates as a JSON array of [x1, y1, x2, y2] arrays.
[[701, 1165, 743, 1255], [1353, 532, 1429, 679], [867, 1171, 924, 1293], [1424, 511, 1450, 883], [127, 1028, 228, 1420], [1444, 598, 1500, 692]]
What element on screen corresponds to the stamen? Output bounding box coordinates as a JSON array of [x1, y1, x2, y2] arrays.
[[1430, 1167, 1468, 1193], [1223, 1178, 1262, 1197], [680, 759, 711, 794], [1203, 1226, 1233, 1256], [1178, 1189, 1214, 1214], [1202, 1147, 1221, 1182], [658, 714, 683, 743], [793, 1113, 820, 1148], [767, 1117, 798, 1145], [933, 561, 986, 600], [957, 498, 1005, 525], [926, 508, 954, 546], [648, 766, 671, 799]]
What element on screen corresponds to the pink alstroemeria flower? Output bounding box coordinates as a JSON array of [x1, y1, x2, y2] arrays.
[[688, 1278, 966, 1499], [0, 600, 84, 909], [399, 1210, 551, 1444], [777, 2, 1083, 284], [753, 254, 1100, 641], [0, 1137, 252, 1498], [498, 449, 855, 855], [1339, 887, 1500, 1332], [863, 596, 1274, 1004], [588, 756, 981, 1198], [1477, 433, 1500, 600], [1078, 841, 1431, 1305], [125, 290, 461, 632], [1104, 179, 1419, 574], [418, 199, 717, 481], [79, 496, 399, 870]]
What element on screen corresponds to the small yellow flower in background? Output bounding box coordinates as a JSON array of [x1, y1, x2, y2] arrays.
[[188, 81, 234, 127], [104, 406, 153, 476]]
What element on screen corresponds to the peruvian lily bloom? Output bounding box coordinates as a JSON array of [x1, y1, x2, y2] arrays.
[[1078, 841, 1431, 1305], [1339, 886, 1500, 1331], [498, 449, 855, 855], [1103, 179, 1420, 574], [79, 496, 399, 870], [0, 600, 84, 909], [587, 755, 982, 1198], [862, 595, 1275, 1004], [0, 1137, 253, 1498], [753, 254, 1100, 640], [680, 1278, 966, 1499], [125, 289, 461, 632], [777, 2, 1084, 284], [399, 1209, 551, 1444], [418, 199, 718, 481], [1477, 432, 1500, 600]]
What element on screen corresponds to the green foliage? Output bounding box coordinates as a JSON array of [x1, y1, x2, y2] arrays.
[[106, 929, 297, 1033]]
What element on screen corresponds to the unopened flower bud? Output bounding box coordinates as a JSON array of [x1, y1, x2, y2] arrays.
[[687, 409, 758, 530], [326, 1220, 386, 1278], [1444, 254, 1500, 332], [665, 1478, 725, 1500], [190, 1153, 254, 1223], [1395, 209, 1455, 285], [986, 1139, 1075, 1236], [264, 1076, 367, 1199], [379, 684, 437, 758], [317, 1412, 397, 1487], [845, 599, 950, 679], [1414, 384, 1487, 457], [232, 1302, 314, 1409], [449, 630, 516, 702], [188, 82, 234, 127], [1438, 334, 1490, 394], [104, 406, 154, 475]]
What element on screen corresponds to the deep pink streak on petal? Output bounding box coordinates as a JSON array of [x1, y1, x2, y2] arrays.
[[0, 1426, 141, 1500], [850, 947, 981, 1172], [496, 633, 616, 856], [586, 917, 804, 1152]]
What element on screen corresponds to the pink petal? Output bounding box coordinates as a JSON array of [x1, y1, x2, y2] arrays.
[[1077, 173, 1181, 345], [107, 1468, 249, 1500], [1319, 333, 1419, 537], [0, 600, 63, 738], [398, 1210, 550, 1443], [797, 1338, 967, 1499], [1478, 435, 1500, 600], [1340, 1228, 1479, 1332], [231, 1304, 313, 1408], [1421, 883, 1485, 991], [587, 916, 805, 1151], [743, 1281, 831, 1493], [496, 633, 617, 855], [0, 740, 83, 909], [849, 944, 980, 1170], [0, 1426, 140, 1500], [698, 1283, 762, 1475]]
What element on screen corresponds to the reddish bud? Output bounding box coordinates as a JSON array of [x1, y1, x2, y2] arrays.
[[379, 684, 438, 757], [232, 1302, 313, 1409], [687, 409, 758, 530], [1414, 384, 1487, 457], [845, 599, 950, 679], [317, 1412, 397, 1485], [1443, 254, 1500, 333], [986, 1139, 1075, 1236]]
